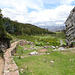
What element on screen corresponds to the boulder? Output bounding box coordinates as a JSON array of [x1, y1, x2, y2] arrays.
[[58, 47, 65, 50], [60, 40, 63, 46], [29, 51, 39, 55], [50, 60, 54, 63], [43, 46, 48, 48], [51, 46, 55, 49], [56, 46, 58, 48]]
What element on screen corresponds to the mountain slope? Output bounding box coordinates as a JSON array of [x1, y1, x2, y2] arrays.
[[2, 17, 55, 35]]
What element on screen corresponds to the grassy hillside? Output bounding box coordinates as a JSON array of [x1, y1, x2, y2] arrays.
[[2, 17, 54, 35], [0, 9, 11, 40], [0, 25, 11, 39]]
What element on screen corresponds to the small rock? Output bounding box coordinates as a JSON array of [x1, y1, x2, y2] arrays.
[[60, 40, 63, 46], [20, 56, 24, 59], [50, 60, 54, 63], [56, 46, 58, 48], [43, 46, 48, 48], [30, 46, 34, 49], [69, 58, 74, 62], [29, 51, 39, 55], [47, 53, 50, 55], [51, 46, 55, 49], [58, 47, 65, 50], [20, 69, 24, 73]]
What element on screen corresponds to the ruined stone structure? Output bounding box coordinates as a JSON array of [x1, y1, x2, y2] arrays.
[[0, 40, 10, 51], [65, 7, 75, 47], [0, 9, 11, 51]]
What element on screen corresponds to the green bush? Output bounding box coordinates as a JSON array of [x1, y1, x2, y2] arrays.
[[0, 24, 12, 40]]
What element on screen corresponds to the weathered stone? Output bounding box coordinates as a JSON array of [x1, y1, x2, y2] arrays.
[[58, 47, 65, 50], [50, 46, 55, 49], [29, 51, 39, 55], [60, 40, 63, 46], [50, 60, 54, 63], [56, 46, 58, 48], [65, 7, 75, 47], [47, 53, 50, 55], [0, 41, 10, 51], [43, 46, 48, 48]]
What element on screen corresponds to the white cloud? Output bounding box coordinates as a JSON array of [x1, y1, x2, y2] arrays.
[[0, 0, 43, 10], [61, 0, 75, 5], [21, 5, 74, 24], [0, 0, 75, 26]]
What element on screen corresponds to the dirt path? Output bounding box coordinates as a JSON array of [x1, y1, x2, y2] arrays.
[[0, 55, 4, 75]]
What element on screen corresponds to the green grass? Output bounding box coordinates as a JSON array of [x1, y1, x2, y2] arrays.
[[14, 50, 75, 75], [13, 31, 72, 75], [14, 45, 42, 56], [15, 45, 53, 56], [0, 51, 4, 58], [14, 31, 66, 46]]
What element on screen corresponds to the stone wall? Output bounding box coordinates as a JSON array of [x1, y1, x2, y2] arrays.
[[0, 40, 10, 52], [3, 41, 20, 75], [65, 7, 75, 47], [0, 41, 8, 51]]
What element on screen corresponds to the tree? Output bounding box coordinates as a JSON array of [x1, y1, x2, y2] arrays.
[[0, 9, 12, 40], [0, 9, 2, 18], [0, 9, 3, 25]]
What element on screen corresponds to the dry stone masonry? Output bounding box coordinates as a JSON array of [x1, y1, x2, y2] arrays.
[[65, 7, 75, 47], [0, 40, 10, 52], [3, 41, 20, 75]]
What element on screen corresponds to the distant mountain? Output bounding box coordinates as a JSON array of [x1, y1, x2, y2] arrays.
[[34, 21, 65, 32], [40, 25, 65, 32]]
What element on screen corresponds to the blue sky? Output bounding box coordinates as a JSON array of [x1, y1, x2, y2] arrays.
[[0, 0, 75, 26]]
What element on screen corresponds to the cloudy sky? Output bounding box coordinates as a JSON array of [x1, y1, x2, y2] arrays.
[[0, 0, 75, 26]]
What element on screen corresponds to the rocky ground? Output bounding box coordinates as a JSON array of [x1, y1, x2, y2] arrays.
[[0, 55, 4, 75]]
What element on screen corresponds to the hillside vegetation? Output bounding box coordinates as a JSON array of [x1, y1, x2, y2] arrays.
[[0, 9, 11, 40], [1, 17, 54, 35]]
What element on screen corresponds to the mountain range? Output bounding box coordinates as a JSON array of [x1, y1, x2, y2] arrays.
[[34, 21, 65, 32]]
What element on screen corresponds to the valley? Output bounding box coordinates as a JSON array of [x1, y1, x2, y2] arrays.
[[11, 32, 75, 75], [0, 6, 75, 75]]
